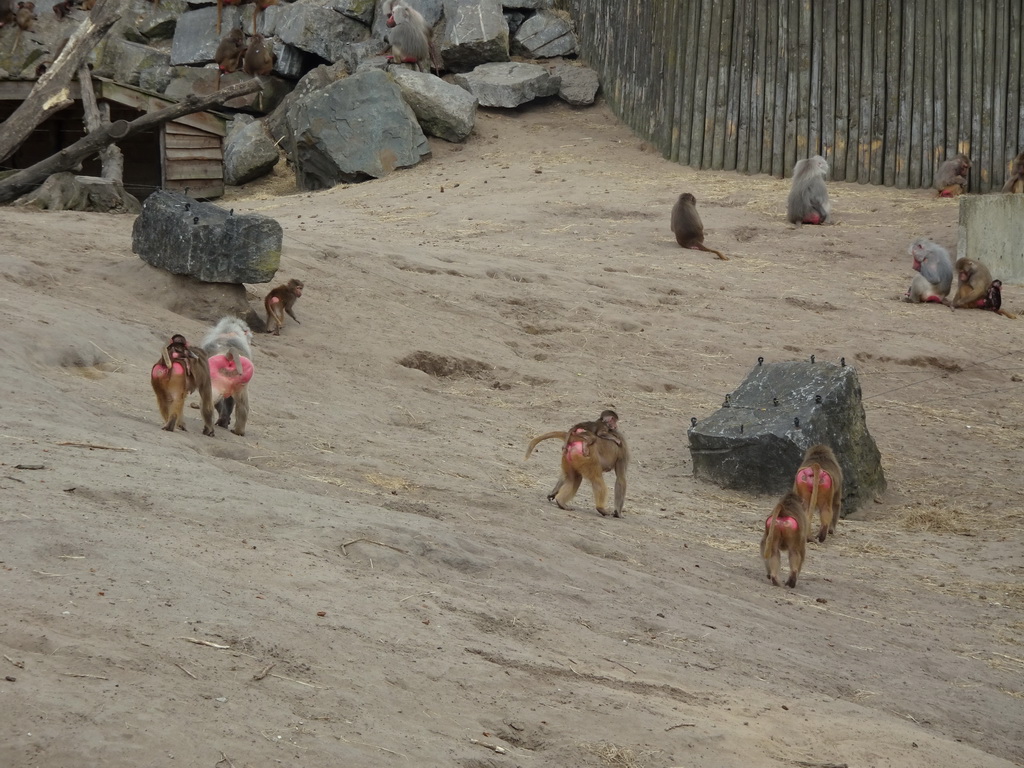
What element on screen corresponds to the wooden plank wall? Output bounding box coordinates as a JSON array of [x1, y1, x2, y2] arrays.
[[557, 0, 1024, 191]]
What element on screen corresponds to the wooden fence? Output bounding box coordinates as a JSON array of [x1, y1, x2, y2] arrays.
[[555, 0, 1024, 192]]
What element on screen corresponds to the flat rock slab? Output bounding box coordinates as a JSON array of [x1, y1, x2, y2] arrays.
[[452, 61, 558, 107], [687, 360, 887, 513], [132, 190, 283, 284]]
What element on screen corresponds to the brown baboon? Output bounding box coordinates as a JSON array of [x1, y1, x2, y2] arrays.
[[793, 444, 844, 543], [525, 416, 630, 518], [264, 278, 304, 335], [150, 334, 216, 436], [760, 491, 809, 588], [671, 193, 728, 260]]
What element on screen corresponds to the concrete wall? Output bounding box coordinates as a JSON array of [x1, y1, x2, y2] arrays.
[[958, 195, 1024, 285]]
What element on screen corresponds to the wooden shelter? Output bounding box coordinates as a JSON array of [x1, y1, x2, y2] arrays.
[[0, 76, 228, 200]]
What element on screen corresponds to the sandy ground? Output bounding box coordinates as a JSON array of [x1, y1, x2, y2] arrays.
[[1, 99, 1023, 768]]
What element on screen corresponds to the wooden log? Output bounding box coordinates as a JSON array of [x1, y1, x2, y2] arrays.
[[969, 2, 984, 190], [920, 0, 935, 187], [749, 0, 769, 172], [820, 2, 836, 168], [910, 0, 925, 188], [796, 0, 812, 160], [0, 0, 127, 163], [761, 0, 779, 174], [710, 0, 734, 170], [901, 0, 917, 189], [689, 0, 713, 166], [771, 6, 789, 176], [806, 0, 820, 158], [659, 0, 675, 159], [735, 0, 756, 172], [833, 0, 850, 180], [0, 78, 262, 205], [782, 0, 799, 174], [868, 0, 886, 186], [676, 0, 701, 165], [958, 1, 973, 164], [849, 0, 866, 181], [928, 0, 947, 186], [982, 0, 1002, 191], [1003, 0, 1020, 180], [886, 0, 905, 188], [79, 67, 124, 183], [700, 0, 722, 168]]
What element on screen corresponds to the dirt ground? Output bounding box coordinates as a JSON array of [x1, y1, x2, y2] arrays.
[[1, 99, 1023, 768]]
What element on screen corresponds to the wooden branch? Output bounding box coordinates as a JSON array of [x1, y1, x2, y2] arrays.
[[0, 77, 263, 204], [0, 0, 128, 163], [79, 64, 123, 181]]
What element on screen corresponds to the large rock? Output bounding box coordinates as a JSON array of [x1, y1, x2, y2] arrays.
[[391, 69, 477, 142], [687, 360, 887, 514], [958, 194, 1024, 285], [93, 39, 171, 87], [139, 0, 189, 40], [224, 116, 281, 186], [132, 190, 283, 284], [512, 9, 576, 57], [170, 5, 248, 65], [284, 68, 430, 189], [452, 61, 558, 107], [502, 0, 552, 7], [265, 60, 351, 143], [15, 173, 141, 214], [549, 61, 599, 106], [334, 0, 377, 24], [274, 0, 370, 62], [441, 0, 509, 72]]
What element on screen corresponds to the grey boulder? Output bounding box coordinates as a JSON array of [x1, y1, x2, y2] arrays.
[[452, 61, 559, 108], [132, 190, 283, 284], [391, 69, 478, 142], [687, 360, 887, 514]]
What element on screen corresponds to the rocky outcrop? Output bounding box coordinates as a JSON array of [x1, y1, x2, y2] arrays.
[[224, 116, 281, 186], [452, 61, 559, 108], [391, 69, 478, 142], [687, 360, 887, 513], [284, 68, 430, 189], [132, 190, 283, 284], [440, 0, 509, 72]]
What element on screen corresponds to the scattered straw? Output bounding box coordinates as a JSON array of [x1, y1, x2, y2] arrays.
[[581, 741, 658, 768]]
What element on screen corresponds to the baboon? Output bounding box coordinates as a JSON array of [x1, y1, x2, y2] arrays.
[[384, 0, 431, 71], [760, 491, 809, 588], [525, 416, 630, 518], [264, 278, 304, 335], [951, 258, 1017, 318], [793, 444, 844, 543], [215, 28, 247, 73], [202, 317, 254, 436], [1002, 152, 1024, 193], [786, 155, 831, 225], [670, 193, 728, 260], [15, 1, 35, 29], [978, 279, 1017, 319], [150, 334, 216, 436], [935, 153, 971, 197], [242, 32, 273, 76], [566, 409, 622, 457], [905, 238, 953, 304], [951, 257, 993, 309]]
